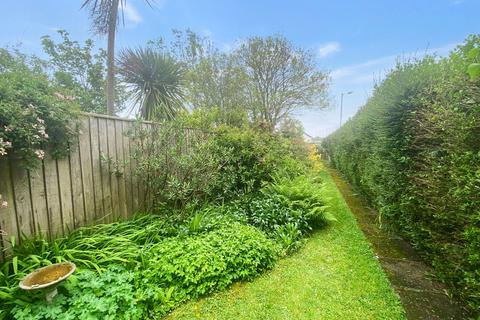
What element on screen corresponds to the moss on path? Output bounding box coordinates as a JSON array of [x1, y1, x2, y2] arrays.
[[165, 168, 405, 320]]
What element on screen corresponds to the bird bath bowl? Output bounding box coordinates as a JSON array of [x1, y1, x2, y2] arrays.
[[19, 262, 76, 303]]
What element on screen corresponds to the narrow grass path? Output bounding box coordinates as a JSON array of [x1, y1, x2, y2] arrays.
[[327, 166, 469, 319], [165, 169, 406, 320]]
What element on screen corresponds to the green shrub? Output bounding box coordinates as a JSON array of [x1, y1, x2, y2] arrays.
[[0, 48, 79, 169], [132, 122, 307, 211], [223, 175, 333, 253], [322, 35, 480, 313], [262, 175, 335, 229], [136, 223, 280, 317]]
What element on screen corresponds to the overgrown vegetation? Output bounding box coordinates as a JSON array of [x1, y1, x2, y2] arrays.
[[322, 34, 480, 313], [167, 169, 405, 320], [132, 120, 307, 210], [0, 48, 79, 169], [0, 117, 337, 319]]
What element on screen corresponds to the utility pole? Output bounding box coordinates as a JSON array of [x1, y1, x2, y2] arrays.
[[339, 91, 353, 127]]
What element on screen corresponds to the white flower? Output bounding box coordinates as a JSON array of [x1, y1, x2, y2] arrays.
[[4, 125, 12, 132], [0, 147, 6, 156], [36, 117, 45, 124], [35, 149, 45, 160], [1, 201, 7, 209]]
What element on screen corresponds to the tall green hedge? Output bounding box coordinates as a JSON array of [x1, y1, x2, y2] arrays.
[[322, 35, 480, 313]]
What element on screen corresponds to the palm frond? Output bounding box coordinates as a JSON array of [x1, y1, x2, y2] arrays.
[[117, 47, 186, 121], [81, 0, 155, 35]]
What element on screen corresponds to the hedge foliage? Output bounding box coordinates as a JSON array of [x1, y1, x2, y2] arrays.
[[322, 35, 480, 313]]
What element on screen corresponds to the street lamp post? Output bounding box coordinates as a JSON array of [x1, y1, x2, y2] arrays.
[[339, 91, 353, 127]]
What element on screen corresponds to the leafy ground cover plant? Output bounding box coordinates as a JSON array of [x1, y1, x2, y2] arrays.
[[11, 266, 145, 320], [223, 175, 335, 254], [4, 223, 279, 320], [140, 223, 280, 317]]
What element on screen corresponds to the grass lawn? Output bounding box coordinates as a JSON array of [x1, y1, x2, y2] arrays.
[[165, 168, 406, 320]]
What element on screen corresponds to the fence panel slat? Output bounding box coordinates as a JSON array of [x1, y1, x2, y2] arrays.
[[79, 118, 95, 226], [122, 121, 133, 217], [89, 116, 104, 222], [43, 154, 64, 237], [98, 118, 113, 223], [115, 120, 127, 219], [69, 139, 86, 228], [0, 159, 17, 258], [57, 157, 74, 233], [10, 163, 34, 238], [106, 119, 119, 222], [29, 165, 49, 238]]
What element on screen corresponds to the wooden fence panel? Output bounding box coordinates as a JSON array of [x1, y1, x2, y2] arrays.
[[122, 121, 133, 216], [29, 164, 49, 238], [0, 114, 161, 257], [10, 163, 34, 238], [114, 120, 127, 220], [0, 159, 17, 258], [89, 116, 104, 222], [43, 154, 64, 238], [79, 118, 95, 226], [69, 138, 86, 228], [98, 118, 113, 223]]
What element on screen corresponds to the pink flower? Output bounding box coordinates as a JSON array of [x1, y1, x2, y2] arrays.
[[35, 149, 45, 160]]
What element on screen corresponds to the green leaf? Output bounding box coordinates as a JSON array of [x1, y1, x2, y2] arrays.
[[467, 47, 480, 60], [467, 63, 480, 80], [12, 257, 18, 275]]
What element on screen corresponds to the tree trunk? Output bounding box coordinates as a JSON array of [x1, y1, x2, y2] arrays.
[[106, 0, 119, 115]]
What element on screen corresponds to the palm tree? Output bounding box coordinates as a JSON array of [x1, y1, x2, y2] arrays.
[[117, 47, 186, 120], [81, 0, 152, 115]]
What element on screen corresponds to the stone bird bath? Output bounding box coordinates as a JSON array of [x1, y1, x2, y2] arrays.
[[19, 262, 76, 303]]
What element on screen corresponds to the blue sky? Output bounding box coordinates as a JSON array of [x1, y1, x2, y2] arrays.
[[1, 0, 478, 137]]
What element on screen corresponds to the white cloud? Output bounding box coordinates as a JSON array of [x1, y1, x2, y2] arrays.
[[317, 42, 341, 59], [298, 42, 461, 138], [122, 3, 142, 24], [331, 42, 459, 84]]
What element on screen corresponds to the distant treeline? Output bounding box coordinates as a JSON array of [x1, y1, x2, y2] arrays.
[[322, 35, 480, 314]]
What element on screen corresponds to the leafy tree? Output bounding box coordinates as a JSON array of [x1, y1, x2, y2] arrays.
[[279, 116, 304, 139], [235, 36, 329, 130], [41, 30, 126, 113], [117, 47, 185, 120], [148, 30, 250, 126], [81, 0, 152, 115]]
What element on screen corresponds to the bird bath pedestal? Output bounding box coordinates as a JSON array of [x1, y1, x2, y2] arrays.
[[19, 262, 76, 303]]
